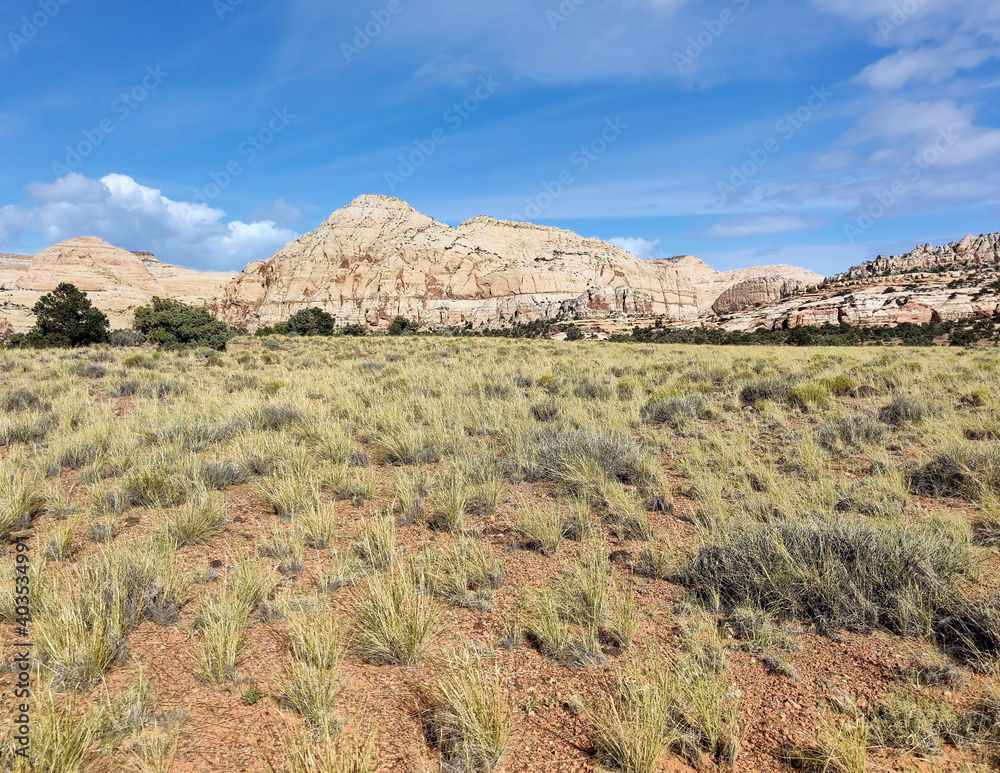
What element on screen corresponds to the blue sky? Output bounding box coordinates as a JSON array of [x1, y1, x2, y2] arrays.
[[1, 0, 998, 275]]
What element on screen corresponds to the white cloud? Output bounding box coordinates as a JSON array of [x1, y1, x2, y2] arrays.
[[607, 236, 663, 259], [415, 56, 485, 87], [844, 98, 1000, 169], [0, 173, 298, 269], [855, 40, 998, 90], [706, 214, 823, 239]]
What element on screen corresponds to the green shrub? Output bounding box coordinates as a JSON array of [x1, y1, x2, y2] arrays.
[[387, 316, 418, 336], [684, 518, 970, 638], [740, 378, 790, 404], [822, 374, 860, 396], [109, 329, 147, 347], [21, 283, 110, 348], [641, 395, 708, 427], [283, 308, 337, 337], [788, 383, 831, 409], [133, 297, 231, 350]]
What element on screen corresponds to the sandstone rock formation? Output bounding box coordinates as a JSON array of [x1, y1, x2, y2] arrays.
[[832, 233, 1000, 281], [216, 196, 701, 330], [7, 196, 990, 339], [215, 196, 822, 331], [702, 233, 1000, 332], [711, 275, 813, 315], [650, 254, 821, 315], [0, 237, 235, 332]]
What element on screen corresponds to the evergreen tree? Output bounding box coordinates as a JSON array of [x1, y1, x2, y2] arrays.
[[25, 282, 110, 347]]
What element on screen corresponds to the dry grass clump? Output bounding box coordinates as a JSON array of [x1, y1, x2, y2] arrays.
[[524, 544, 636, 666], [193, 589, 253, 685], [590, 652, 742, 772], [911, 442, 1000, 500], [867, 690, 963, 755], [391, 470, 428, 525], [259, 722, 380, 773], [350, 512, 396, 572], [368, 409, 441, 466], [258, 467, 321, 518], [640, 395, 709, 427], [815, 413, 887, 452], [784, 710, 869, 773], [427, 647, 512, 773], [880, 394, 932, 427], [684, 517, 970, 638], [509, 426, 659, 493], [513, 504, 565, 556], [156, 490, 227, 547], [352, 566, 440, 666], [258, 525, 306, 574], [0, 684, 102, 772], [422, 539, 502, 611], [34, 543, 187, 688], [0, 469, 43, 537], [277, 660, 342, 737]]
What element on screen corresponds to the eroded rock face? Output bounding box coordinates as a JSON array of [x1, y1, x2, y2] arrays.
[[1, 237, 235, 332], [833, 233, 1000, 281], [711, 275, 812, 315], [701, 233, 1000, 332], [215, 195, 705, 330]]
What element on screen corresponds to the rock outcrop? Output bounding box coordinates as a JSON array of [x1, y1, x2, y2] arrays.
[[832, 233, 1000, 281], [9, 196, 990, 339], [0, 237, 235, 332], [711, 275, 813, 315], [216, 196, 824, 331], [650, 254, 821, 315], [701, 233, 1000, 332], [215, 196, 704, 330]]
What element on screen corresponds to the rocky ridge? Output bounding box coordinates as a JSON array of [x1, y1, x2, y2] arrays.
[[0, 237, 235, 334], [214, 196, 699, 329], [214, 195, 822, 331], [703, 233, 1000, 332], [1, 194, 994, 338]]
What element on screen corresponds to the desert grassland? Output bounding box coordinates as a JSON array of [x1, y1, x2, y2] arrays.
[[0, 336, 999, 773]]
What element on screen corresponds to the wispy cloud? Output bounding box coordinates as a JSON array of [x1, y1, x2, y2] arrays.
[[707, 214, 824, 239]]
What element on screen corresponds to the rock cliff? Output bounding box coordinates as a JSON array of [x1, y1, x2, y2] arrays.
[[215, 196, 704, 330], [215, 196, 823, 331]]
